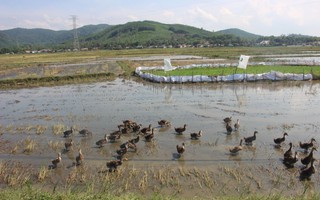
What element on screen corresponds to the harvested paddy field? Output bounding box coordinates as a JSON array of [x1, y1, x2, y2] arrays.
[[1, 78, 320, 199]]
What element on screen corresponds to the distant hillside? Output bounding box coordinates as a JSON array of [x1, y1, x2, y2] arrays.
[[1, 20, 318, 52], [215, 28, 261, 39], [83, 20, 215, 48], [0, 24, 110, 48]]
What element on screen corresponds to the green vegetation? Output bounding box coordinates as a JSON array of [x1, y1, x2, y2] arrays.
[[0, 73, 116, 89], [1, 186, 319, 200], [1, 20, 320, 53], [144, 65, 320, 78]]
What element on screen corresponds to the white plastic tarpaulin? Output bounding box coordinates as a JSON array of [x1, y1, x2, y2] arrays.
[[237, 55, 250, 69], [163, 58, 175, 71], [135, 66, 312, 83]]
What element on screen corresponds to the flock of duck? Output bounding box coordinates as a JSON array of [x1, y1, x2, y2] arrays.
[[49, 116, 317, 180]]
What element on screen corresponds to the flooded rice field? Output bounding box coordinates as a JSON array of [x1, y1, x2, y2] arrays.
[[1, 78, 320, 197]]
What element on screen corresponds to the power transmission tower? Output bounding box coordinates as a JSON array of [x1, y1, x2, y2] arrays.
[[71, 15, 80, 51]]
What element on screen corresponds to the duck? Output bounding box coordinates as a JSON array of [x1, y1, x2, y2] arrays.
[[51, 152, 62, 168], [300, 158, 316, 180], [176, 143, 185, 156], [75, 149, 84, 166], [283, 151, 298, 168], [299, 138, 316, 152], [244, 131, 258, 144], [106, 159, 123, 172], [229, 139, 243, 154], [129, 136, 140, 144], [284, 142, 293, 159], [96, 134, 108, 148], [234, 119, 240, 131], [226, 123, 233, 134], [132, 123, 142, 132], [144, 128, 155, 142], [116, 145, 128, 157], [64, 139, 73, 151], [63, 127, 74, 138], [274, 132, 288, 146], [158, 120, 171, 127], [140, 124, 152, 135], [120, 140, 137, 152], [79, 129, 92, 137], [223, 116, 232, 123], [301, 147, 317, 166], [107, 133, 121, 143], [190, 130, 203, 140], [175, 124, 187, 135]]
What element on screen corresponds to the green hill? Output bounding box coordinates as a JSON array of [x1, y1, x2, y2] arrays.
[[83, 20, 215, 48], [0, 24, 110, 48], [215, 28, 261, 39]]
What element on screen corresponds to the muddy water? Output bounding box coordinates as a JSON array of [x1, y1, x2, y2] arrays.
[[1, 79, 320, 167]]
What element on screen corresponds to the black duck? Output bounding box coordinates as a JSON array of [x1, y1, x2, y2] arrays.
[[301, 147, 317, 166], [63, 127, 74, 138], [244, 131, 258, 144], [300, 158, 316, 180], [274, 132, 288, 146], [284, 142, 293, 159], [190, 130, 203, 140], [299, 138, 316, 152], [175, 124, 187, 135]]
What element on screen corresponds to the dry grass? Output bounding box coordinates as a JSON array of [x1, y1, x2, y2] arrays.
[[52, 124, 65, 135], [23, 137, 37, 153]]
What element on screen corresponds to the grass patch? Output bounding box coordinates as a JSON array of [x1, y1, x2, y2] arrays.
[[143, 65, 320, 78], [0, 72, 116, 89]]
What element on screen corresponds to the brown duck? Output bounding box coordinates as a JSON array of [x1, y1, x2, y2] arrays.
[[234, 119, 240, 131], [51, 152, 61, 168], [144, 128, 155, 142], [300, 158, 316, 180], [301, 147, 317, 166], [176, 143, 185, 156], [229, 139, 243, 154], [190, 130, 203, 140], [140, 124, 152, 135], [223, 116, 232, 123], [79, 129, 92, 137], [244, 131, 258, 144], [175, 124, 187, 135], [158, 120, 171, 127], [274, 132, 288, 146], [75, 149, 84, 166], [299, 138, 316, 151], [65, 139, 73, 151], [96, 134, 108, 148], [107, 133, 121, 143]]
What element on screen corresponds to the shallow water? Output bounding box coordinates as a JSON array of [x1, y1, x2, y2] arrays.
[[1, 78, 320, 169]]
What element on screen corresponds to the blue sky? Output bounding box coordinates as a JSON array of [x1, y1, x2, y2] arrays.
[[1, 0, 320, 36]]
